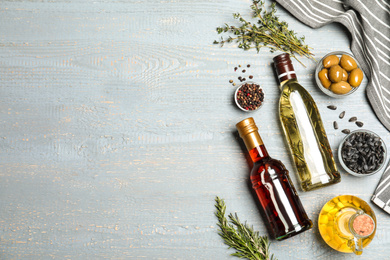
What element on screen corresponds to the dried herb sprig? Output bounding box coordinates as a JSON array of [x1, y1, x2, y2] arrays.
[[214, 0, 314, 66], [215, 197, 276, 260]]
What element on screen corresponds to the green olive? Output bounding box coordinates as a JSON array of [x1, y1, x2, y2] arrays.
[[330, 81, 352, 95], [318, 68, 331, 89], [348, 68, 363, 87], [322, 55, 339, 68], [340, 54, 357, 72], [329, 65, 343, 83], [341, 69, 348, 81]]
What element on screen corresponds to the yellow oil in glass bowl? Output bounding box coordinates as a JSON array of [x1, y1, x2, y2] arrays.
[[318, 195, 376, 253]]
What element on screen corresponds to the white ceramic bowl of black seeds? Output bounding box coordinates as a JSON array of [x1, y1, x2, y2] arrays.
[[338, 130, 387, 177], [234, 82, 265, 112]]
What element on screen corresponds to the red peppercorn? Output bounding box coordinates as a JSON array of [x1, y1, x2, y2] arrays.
[[235, 82, 264, 111]]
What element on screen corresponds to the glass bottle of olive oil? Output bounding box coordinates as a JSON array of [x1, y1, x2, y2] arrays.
[[273, 53, 341, 191]]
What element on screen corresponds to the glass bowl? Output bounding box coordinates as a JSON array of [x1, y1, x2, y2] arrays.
[[234, 81, 264, 112], [338, 129, 387, 177], [315, 51, 363, 98]]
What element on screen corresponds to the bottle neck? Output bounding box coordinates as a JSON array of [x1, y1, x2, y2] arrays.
[[280, 78, 298, 90], [348, 211, 375, 238], [240, 130, 269, 163], [273, 53, 297, 85], [235, 117, 269, 163], [249, 145, 269, 163]]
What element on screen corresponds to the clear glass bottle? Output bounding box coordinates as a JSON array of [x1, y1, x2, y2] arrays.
[[273, 53, 341, 191], [236, 117, 313, 240]]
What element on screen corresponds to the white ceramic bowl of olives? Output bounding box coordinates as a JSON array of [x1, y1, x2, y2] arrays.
[[315, 51, 364, 98]]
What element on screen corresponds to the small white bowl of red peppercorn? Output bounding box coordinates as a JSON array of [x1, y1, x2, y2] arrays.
[[338, 130, 387, 177], [234, 82, 265, 112]]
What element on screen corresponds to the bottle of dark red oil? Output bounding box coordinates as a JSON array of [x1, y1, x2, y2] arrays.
[[236, 117, 312, 240]]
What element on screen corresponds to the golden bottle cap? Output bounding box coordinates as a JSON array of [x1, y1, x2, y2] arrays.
[[236, 117, 263, 151]]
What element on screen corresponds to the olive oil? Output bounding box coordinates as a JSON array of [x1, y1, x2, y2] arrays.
[[274, 53, 341, 191], [318, 195, 376, 254]]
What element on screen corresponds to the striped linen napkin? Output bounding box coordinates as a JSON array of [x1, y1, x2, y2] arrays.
[[274, 0, 390, 214], [275, 0, 390, 131], [372, 161, 390, 214]]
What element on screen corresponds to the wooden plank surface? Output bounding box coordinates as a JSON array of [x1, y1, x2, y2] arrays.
[[1, 0, 389, 259]]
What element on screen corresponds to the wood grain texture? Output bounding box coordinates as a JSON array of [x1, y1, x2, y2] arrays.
[[1, 0, 389, 259]]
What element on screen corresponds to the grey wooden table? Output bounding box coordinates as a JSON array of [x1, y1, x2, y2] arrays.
[[1, 1, 389, 259]]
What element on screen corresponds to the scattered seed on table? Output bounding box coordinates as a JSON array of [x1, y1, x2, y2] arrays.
[[247, 64, 250, 68], [229, 79, 233, 83], [334, 121, 339, 130], [342, 129, 351, 134], [242, 78, 246, 81], [238, 65, 241, 67], [242, 69, 246, 73], [349, 117, 357, 122], [327, 105, 337, 110], [339, 111, 345, 119], [356, 121, 364, 127], [234, 67, 238, 71], [249, 75, 253, 79], [233, 83, 236, 86]]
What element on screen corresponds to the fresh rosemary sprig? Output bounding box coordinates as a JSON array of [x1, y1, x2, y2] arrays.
[[214, 0, 314, 66], [214, 197, 276, 260]]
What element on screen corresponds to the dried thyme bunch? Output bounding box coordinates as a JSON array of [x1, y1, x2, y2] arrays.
[[215, 197, 276, 260], [214, 0, 314, 66]]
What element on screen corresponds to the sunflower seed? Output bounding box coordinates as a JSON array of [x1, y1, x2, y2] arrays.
[[349, 117, 357, 122], [341, 131, 385, 174], [333, 121, 339, 129], [356, 121, 364, 127], [342, 129, 351, 134], [327, 105, 337, 110], [339, 111, 345, 119]]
